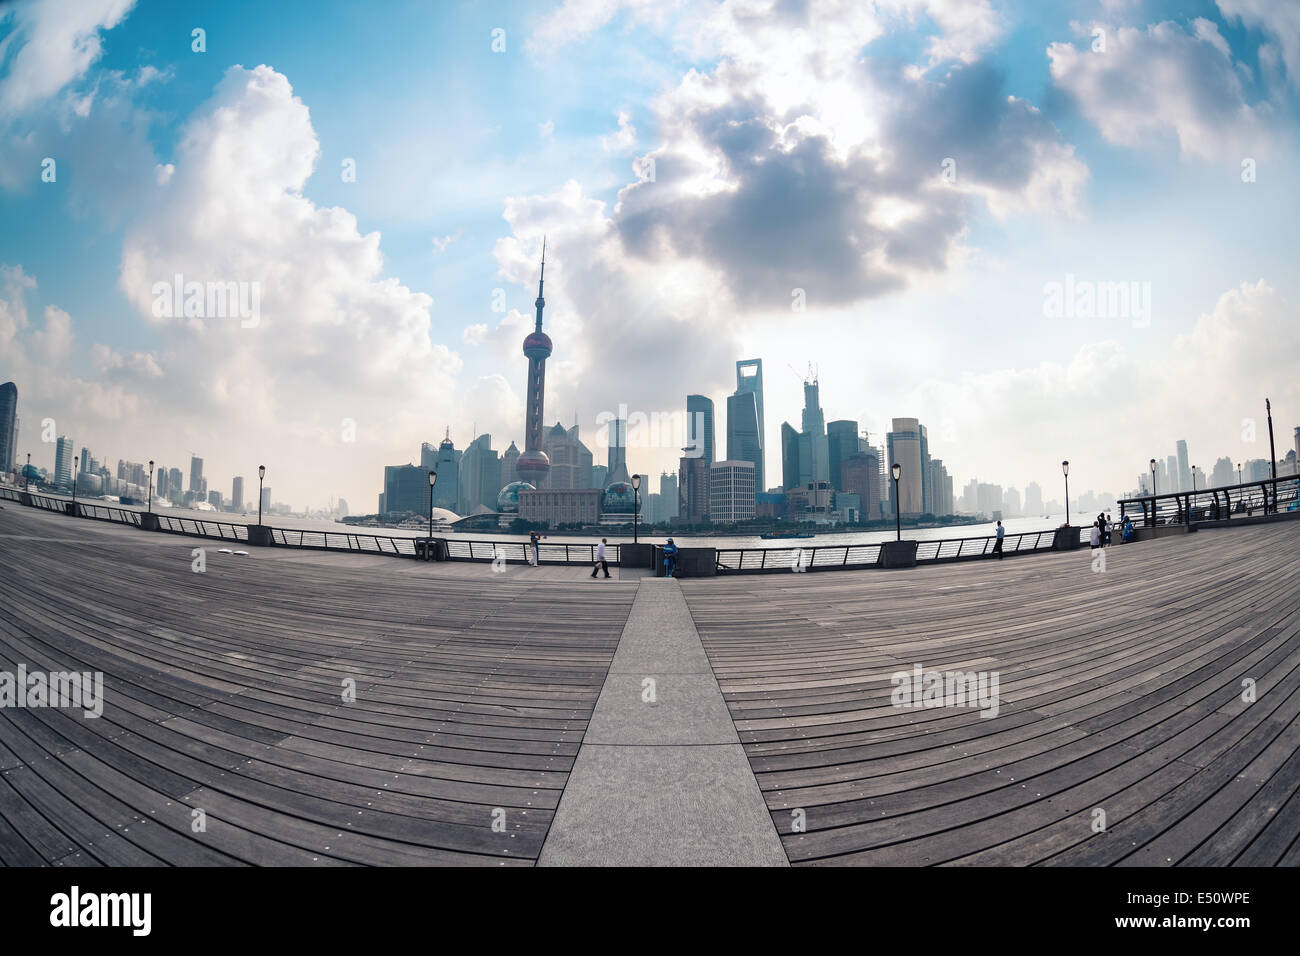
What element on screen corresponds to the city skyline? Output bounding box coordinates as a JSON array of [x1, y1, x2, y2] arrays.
[[2, 0, 1299, 510]]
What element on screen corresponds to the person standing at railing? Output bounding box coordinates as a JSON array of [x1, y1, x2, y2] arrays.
[[991, 521, 1005, 560], [1104, 513, 1113, 545], [1090, 520, 1102, 549]]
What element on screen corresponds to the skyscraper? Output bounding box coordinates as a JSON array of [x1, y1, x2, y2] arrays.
[[732, 359, 764, 487], [0, 382, 16, 477], [55, 436, 74, 488], [1176, 440, 1190, 495], [887, 418, 926, 517], [168, 468, 183, 500], [190, 456, 204, 495], [686, 394, 714, 464], [1024, 481, 1044, 516], [800, 377, 829, 483], [826, 420, 858, 491], [679, 455, 710, 523], [606, 417, 629, 484], [232, 476, 245, 512], [79, 447, 90, 475], [501, 441, 520, 487], [517, 242, 552, 488], [543, 422, 594, 489], [433, 433, 460, 510], [659, 471, 678, 520], [458, 434, 502, 514], [726, 391, 762, 497], [840, 448, 880, 519]]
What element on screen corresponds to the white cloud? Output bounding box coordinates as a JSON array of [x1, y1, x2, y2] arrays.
[[906, 280, 1300, 494], [1218, 0, 1300, 89], [98, 65, 466, 506], [601, 110, 637, 152], [1049, 19, 1273, 161], [0, 0, 137, 117]]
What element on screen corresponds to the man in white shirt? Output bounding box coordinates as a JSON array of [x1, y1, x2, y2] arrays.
[[591, 538, 610, 578]]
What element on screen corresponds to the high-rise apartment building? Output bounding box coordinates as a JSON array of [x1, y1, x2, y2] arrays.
[[678, 455, 711, 523], [232, 476, 245, 511], [709, 460, 756, 524], [189, 456, 204, 495], [55, 436, 74, 487]]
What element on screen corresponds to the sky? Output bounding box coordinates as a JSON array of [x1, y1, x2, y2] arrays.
[[1, 0, 1298, 512]]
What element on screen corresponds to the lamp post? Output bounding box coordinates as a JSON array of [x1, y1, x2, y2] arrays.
[[25, 452, 30, 490], [72, 456, 79, 513], [427, 470, 438, 556], [1237, 463, 1242, 484], [1149, 458, 1157, 497], [1191, 466, 1198, 494], [1266, 398, 1276, 480], [257, 465, 266, 525], [1062, 460, 1071, 526], [147, 460, 154, 513], [891, 463, 901, 542], [631, 473, 641, 543]]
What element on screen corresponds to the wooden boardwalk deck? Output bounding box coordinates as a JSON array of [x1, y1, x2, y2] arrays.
[[0, 505, 635, 865], [683, 522, 1300, 865], [2, 501, 1297, 866]]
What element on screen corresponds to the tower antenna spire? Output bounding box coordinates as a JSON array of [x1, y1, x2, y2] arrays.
[[534, 236, 547, 332]]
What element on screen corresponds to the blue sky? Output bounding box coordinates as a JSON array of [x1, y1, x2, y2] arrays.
[[2, 0, 1298, 510]]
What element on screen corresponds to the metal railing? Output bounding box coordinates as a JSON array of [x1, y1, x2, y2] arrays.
[[1, 487, 622, 564], [269, 527, 416, 555], [443, 539, 621, 564], [716, 528, 1067, 573], [1118, 474, 1300, 528]]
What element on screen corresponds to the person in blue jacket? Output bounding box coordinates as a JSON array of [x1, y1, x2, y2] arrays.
[[663, 538, 679, 578], [1121, 515, 1135, 543]]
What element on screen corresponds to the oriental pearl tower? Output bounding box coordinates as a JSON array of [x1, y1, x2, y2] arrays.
[[515, 240, 552, 487]]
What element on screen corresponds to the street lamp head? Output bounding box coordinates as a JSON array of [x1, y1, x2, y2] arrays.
[[1062, 460, 1069, 476], [148, 460, 154, 473], [632, 473, 641, 490], [891, 463, 901, 481], [428, 470, 437, 487], [258, 465, 266, 479], [1149, 458, 1156, 471]]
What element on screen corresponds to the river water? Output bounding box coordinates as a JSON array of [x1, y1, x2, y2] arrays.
[[47, 492, 1088, 549]]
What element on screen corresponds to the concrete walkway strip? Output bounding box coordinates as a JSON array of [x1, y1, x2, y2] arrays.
[[539, 578, 789, 866]]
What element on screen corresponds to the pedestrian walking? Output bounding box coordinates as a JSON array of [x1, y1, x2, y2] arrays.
[[663, 538, 679, 577], [591, 538, 610, 578], [991, 520, 1005, 559]]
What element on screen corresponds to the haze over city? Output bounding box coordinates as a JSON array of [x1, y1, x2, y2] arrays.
[[2, 0, 1298, 512]]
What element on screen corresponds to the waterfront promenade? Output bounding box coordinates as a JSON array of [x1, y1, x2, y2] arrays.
[[1, 502, 1297, 865]]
